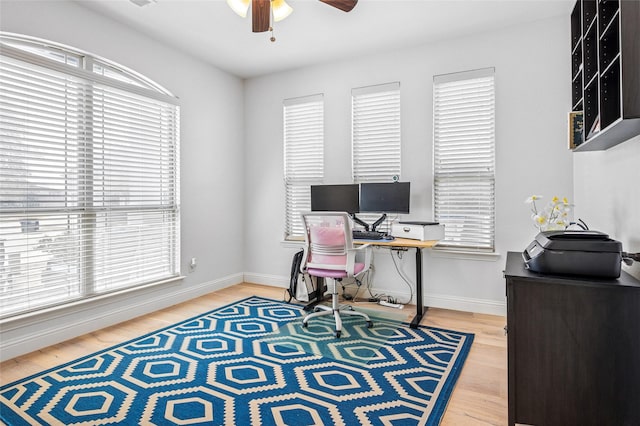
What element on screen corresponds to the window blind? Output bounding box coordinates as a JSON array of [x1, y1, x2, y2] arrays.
[[433, 68, 495, 251], [283, 94, 324, 239], [352, 82, 401, 182], [352, 82, 401, 232], [0, 35, 180, 319]]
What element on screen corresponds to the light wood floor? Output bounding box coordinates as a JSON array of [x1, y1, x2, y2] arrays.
[[0, 282, 508, 425]]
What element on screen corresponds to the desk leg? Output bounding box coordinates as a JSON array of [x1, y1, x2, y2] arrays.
[[410, 247, 428, 328]]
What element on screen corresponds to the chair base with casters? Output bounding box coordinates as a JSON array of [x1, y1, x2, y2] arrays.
[[301, 271, 373, 338]]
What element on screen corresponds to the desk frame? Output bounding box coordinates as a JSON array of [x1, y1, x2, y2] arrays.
[[355, 238, 437, 328]]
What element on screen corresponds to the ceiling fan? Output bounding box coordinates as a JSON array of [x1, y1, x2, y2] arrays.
[[229, 0, 358, 33]]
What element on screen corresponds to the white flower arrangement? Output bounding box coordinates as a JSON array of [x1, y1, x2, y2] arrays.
[[526, 195, 572, 232]]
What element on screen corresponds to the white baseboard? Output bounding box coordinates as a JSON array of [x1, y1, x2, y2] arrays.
[[424, 293, 505, 316], [243, 272, 288, 288], [244, 273, 506, 316], [0, 273, 243, 362]]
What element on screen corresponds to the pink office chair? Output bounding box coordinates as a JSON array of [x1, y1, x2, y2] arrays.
[[300, 211, 373, 338]]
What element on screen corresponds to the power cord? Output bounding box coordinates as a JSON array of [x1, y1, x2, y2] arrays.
[[346, 247, 413, 306], [341, 270, 371, 302], [352, 247, 413, 305], [389, 247, 414, 305], [567, 218, 589, 230]]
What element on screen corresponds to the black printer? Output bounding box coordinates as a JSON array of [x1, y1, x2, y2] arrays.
[[523, 230, 623, 278]]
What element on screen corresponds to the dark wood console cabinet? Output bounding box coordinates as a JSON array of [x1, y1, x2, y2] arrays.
[[505, 251, 640, 426]]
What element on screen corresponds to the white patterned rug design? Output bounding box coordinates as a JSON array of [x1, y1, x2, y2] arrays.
[[0, 296, 474, 425]]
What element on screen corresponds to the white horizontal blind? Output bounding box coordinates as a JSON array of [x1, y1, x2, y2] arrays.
[[352, 82, 401, 182], [1, 55, 85, 315], [0, 35, 180, 318], [90, 82, 179, 292], [352, 82, 401, 232], [283, 94, 323, 239], [433, 68, 495, 251]]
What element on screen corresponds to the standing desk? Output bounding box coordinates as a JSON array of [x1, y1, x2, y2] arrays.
[[355, 238, 438, 328]]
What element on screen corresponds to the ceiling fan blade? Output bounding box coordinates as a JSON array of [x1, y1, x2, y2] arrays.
[[252, 0, 270, 32], [319, 0, 358, 12]]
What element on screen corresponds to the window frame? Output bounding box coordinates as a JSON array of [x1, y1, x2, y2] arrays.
[[351, 82, 402, 233], [283, 94, 324, 240], [0, 33, 180, 319], [432, 68, 496, 252]]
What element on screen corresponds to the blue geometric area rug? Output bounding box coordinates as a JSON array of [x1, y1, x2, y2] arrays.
[[0, 296, 474, 425]]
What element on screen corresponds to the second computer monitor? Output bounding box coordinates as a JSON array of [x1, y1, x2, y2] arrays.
[[310, 184, 360, 214], [359, 182, 410, 214]]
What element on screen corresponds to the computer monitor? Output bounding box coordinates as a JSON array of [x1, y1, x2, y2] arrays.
[[311, 184, 360, 214], [359, 182, 411, 214]]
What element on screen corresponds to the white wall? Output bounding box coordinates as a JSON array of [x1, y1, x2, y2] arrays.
[[0, 0, 245, 360], [574, 136, 640, 279], [243, 16, 574, 314]]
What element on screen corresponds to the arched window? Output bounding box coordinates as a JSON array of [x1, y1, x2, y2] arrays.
[[0, 33, 181, 318]]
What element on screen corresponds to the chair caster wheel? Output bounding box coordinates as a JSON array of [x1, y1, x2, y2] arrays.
[[302, 322, 308, 328], [367, 321, 373, 328], [334, 330, 341, 338]]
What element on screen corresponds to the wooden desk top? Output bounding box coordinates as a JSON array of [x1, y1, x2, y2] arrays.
[[354, 237, 438, 249]]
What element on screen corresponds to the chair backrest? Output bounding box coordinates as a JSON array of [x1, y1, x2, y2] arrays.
[[301, 212, 354, 271]]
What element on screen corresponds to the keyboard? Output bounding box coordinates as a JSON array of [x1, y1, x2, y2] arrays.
[[352, 230, 386, 240]]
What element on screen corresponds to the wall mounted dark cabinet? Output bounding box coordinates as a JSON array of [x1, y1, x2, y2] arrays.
[[505, 252, 640, 426], [570, 0, 640, 151]]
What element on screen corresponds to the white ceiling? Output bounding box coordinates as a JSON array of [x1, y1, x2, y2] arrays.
[[76, 0, 573, 79]]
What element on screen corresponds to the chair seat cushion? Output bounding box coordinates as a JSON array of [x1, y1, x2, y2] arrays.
[[307, 262, 365, 278]]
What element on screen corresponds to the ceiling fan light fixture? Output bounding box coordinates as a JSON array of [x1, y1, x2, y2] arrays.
[[271, 0, 293, 22], [227, 0, 250, 18], [228, 0, 355, 38]]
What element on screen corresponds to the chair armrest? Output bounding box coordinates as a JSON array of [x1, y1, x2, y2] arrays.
[[346, 244, 371, 276]]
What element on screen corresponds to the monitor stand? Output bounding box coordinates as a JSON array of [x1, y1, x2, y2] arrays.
[[351, 213, 387, 232], [370, 213, 387, 232], [350, 214, 370, 231]]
